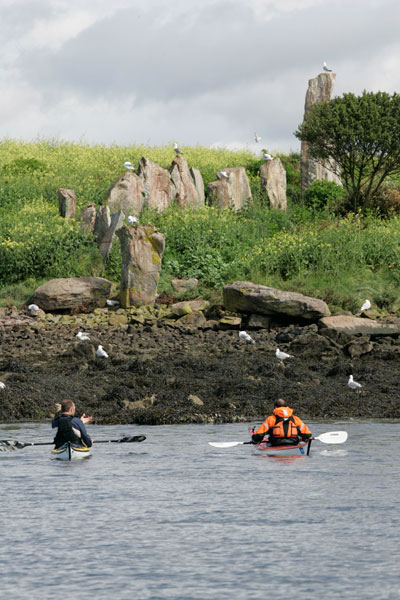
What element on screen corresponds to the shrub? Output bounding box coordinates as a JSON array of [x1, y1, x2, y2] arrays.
[[303, 180, 345, 211]]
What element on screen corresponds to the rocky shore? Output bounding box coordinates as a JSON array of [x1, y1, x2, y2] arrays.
[[1, 302, 400, 425]]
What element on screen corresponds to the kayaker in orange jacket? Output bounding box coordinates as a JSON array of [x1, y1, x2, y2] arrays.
[[252, 398, 312, 446]]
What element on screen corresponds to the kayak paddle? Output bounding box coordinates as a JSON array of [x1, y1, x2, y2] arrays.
[[208, 430, 348, 448], [0, 435, 146, 451]]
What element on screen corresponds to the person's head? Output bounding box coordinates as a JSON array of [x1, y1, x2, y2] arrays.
[[61, 399, 76, 415], [274, 398, 287, 408]]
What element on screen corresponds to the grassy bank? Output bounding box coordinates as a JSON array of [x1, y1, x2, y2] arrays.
[[1, 139, 400, 315]]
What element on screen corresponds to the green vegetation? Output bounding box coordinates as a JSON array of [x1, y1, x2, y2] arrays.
[[1, 138, 400, 315]]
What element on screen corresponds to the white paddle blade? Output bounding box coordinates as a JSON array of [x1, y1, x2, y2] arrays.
[[208, 441, 244, 448], [315, 431, 348, 444]]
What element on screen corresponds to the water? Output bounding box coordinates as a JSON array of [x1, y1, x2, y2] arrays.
[[0, 420, 399, 600]]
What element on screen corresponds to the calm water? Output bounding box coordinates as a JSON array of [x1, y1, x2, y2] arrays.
[[0, 420, 399, 600]]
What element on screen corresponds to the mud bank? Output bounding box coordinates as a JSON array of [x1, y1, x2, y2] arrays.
[[1, 311, 400, 425]]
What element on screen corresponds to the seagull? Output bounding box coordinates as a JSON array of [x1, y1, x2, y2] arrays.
[[124, 161, 135, 171], [174, 143, 183, 155], [28, 303, 40, 313], [348, 374, 362, 390], [106, 299, 119, 306], [275, 348, 293, 361], [239, 330, 255, 344], [360, 299, 371, 312], [263, 152, 273, 161], [96, 345, 109, 358], [323, 61, 332, 72], [0, 382, 6, 390], [254, 132, 261, 143], [127, 215, 139, 225], [217, 170, 229, 180], [76, 331, 90, 341]]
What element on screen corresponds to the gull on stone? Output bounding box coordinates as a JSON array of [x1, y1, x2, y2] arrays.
[[28, 303, 40, 313], [106, 299, 119, 306], [76, 331, 90, 341], [174, 143, 183, 155], [275, 348, 293, 361], [348, 374, 362, 390], [127, 215, 139, 225], [254, 132, 261, 143], [96, 345, 109, 358], [323, 61, 332, 72], [217, 170, 229, 180], [263, 152, 273, 161], [0, 382, 6, 390], [124, 161, 135, 171], [360, 299, 371, 312], [239, 330, 255, 344]]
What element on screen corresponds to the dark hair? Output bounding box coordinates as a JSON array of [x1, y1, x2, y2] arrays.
[[274, 398, 286, 408], [61, 399, 75, 412]]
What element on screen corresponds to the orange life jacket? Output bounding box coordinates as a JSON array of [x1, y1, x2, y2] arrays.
[[269, 415, 300, 441]]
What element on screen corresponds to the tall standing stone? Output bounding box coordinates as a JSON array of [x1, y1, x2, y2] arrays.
[[207, 167, 252, 210], [58, 189, 76, 218], [169, 156, 205, 207], [105, 171, 143, 216], [260, 158, 287, 210], [79, 203, 97, 234], [116, 224, 165, 307], [300, 72, 342, 191], [98, 210, 125, 260], [138, 157, 176, 212]]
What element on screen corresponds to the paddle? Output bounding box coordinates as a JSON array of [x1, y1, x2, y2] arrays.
[[0, 435, 146, 451], [208, 430, 348, 448]]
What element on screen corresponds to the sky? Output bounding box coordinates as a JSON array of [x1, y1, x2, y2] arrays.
[[1, 0, 400, 154]]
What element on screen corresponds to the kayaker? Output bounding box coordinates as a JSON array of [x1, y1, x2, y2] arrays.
[[251, 398, 312, 446], [52, 399, 93, 449]]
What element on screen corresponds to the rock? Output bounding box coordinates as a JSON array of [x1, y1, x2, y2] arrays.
[[176, 311, 207, 327], [187, 394, 204, 406], [94, 205, 111, 244], [138, 157, 175, 212], [98, 210, 125, 260], [319, 315, 400, 337], [169, 156, 205, 207], [223, 281, 330, 321], [207, 167, 252, 210], [300, 73, 342, 191], [116, 224, 165, 307], [31, 277, 112, 312], [58, 188, 76, 218], [345, 339, 374, 358], [171, 278, 199, 294], [79, 203, 97, 234], [170, 299, 209, 316], [247, 314, 271, 330], [105, 172, 143, 216], [218, 315, 242, 329], [260, 158, 287, 210], [190, 167, 205, 204]]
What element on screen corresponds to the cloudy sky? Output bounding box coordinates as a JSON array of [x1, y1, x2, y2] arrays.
[[1, 0, 399, 153]]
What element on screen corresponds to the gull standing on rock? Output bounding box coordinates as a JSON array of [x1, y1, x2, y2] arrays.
[[323, 61, 332, 72], [174, 143, 183, 155], [106, 299, 119, 306], [348, 374, 362, 390], [76, 331, 90, 341], [275, 348, 293, 361], [127, 215, 139, 225], [263, 152, 273, 161], [239, 331, 255, 344], [28, 304, 40, 315], [124, 161, 135, 171], [360, 299, 371, 312], [0, 382, 6, 390], [96, 345, 109, 358], [217, 171, 229, 180]]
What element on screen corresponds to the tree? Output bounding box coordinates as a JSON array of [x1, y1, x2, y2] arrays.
[[295, 91, 400, 212]]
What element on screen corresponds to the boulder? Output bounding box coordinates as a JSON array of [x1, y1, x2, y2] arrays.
[[170, 299, 209, 316], [31, 277, 112, 312], [171, 278, 199, 294], [58, 188, 76, 218], [79, 203, 97, 234], [319, 315, 400, 337], [169, 156, 205, 207], [138, 157, 175, 212], [260, 158, 287, 210], [207, 167, 252, 210], [105, 171, 143, 216], [223, 281, 330, 321], [98, 210, 125, 260], [94, 205, 111, 244], [116, 225, 165, 307], [300, 72, 342, 191]]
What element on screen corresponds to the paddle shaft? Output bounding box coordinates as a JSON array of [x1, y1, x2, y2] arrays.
[[0, 435, 146, 449]]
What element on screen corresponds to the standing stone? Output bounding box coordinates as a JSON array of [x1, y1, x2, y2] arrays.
[[98, 210, 125, 260], [105, 172, 143, 216], [169, 156, 205, 207], [260, 158, 287, 210], [93, 205, 111, 244], [138, 157, 176, 212], [58, 189, 76, 218], [116, 225, 165, 307], [79, 203, 97, 234], [300, 72, 342, 191], [190, 167, 205, 204], [207, 167, 252, 210]]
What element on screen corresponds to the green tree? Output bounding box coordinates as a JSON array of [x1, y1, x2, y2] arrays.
[[295, 91, 400, 212]]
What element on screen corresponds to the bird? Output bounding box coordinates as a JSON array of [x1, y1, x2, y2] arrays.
[[124, 161, 135, 171], [76, 331, 90, 341], [0, 382, 6, 390], [239, 330, 255, 344], [348, 374, 362, 390], [275, 348, 293, 361], [263, 152, 273, 161], [174, 143, 183, 155], [106, 299, 119, 306], [254, 132, 261, 143], [360, 299, 371, 312], [217, 170, 229, 180], [96, 345, 109, 358], [127, 215, 139, 225], [28, 303, 40, 313], [323, 61, 332, 72]]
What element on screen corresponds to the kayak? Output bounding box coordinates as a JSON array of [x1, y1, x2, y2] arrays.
[[51, 442, 91, 461], [253, 440, 310, 456]]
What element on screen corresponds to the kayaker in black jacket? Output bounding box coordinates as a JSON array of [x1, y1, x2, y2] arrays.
[[52, 399, 93, 448]]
